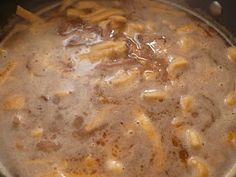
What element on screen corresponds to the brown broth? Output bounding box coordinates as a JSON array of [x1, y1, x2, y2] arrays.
[[0, 0, 236, 177]]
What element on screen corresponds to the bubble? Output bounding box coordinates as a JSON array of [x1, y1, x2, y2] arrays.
[[210, 1, 222, 16]]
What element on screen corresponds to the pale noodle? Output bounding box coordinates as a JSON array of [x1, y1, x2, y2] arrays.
[[0, 60, 16, 86], [16, 6, 44, 24], [79, 41, 127, 61]]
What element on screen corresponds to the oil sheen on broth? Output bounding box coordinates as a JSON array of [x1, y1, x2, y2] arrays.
[[0, 0, 236, 177]]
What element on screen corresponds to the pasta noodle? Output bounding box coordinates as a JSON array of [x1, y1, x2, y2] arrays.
[[176, 24, 196, 33], [79, 41, 127, 61], [0, 60, 16, 86], [2, 95, 25, 110], [84, 107, 111, 132], [186, 129, 202, 148], [59, 0, 78, 12], [124, 22, 145, 36], [227, 131, 236, 143], [188, 157, 209, 177], [227, 47, 236, 63], [134, 109, 162, 147], [105, 68, 139, 87], [167, 57, 188, 78], [133, 108, 165, 171], [16, 6, 44, 24], [225, 91, 236, 106], [180, 95, 193, 113], [67, 6, 125, 24], [31, 128, 44, 138], [143, 70, 158, 81], [77, 1, 101, 10], [0, 24, 28, 48], [67, 8, 86, 18], [141, 90, 167, 102], [88, 9, 125, 23], [105, 160, 124, 173], [109, 15, 127, 29], [178, 36, 194, 51]]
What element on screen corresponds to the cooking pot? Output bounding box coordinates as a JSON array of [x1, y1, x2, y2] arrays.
[[0, 0, 235, 176], [1, 0, 236, 43]]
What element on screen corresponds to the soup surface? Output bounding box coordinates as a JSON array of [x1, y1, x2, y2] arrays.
[[0, 0, 236, 177]]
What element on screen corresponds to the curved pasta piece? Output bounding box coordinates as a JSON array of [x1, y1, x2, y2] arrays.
[[79, 41, 127, 61], [141, 89, 167, 102], [0, 60, 16, 85], [134, 109, 162, 146], [105, 68, 139, 87], [84, 106, 113, 132], [16, 6, 44, 24], [133, 108, 165, 172], [180, 95, 193, 113], [188, 157, 209, 177], [167, 57, 188, 78]]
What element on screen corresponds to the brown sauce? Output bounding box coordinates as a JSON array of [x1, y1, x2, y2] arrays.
[[0, 0, 236, 177]]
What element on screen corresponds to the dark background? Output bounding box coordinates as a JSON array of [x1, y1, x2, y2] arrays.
[[187, 0, 236, 35]]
